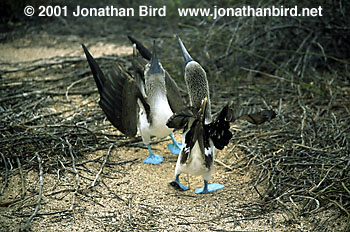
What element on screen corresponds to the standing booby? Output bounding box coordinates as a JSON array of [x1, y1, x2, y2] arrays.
[[127, 36, 184, 156], [167, 36, 276, 194], [82, 38, 184, 164]]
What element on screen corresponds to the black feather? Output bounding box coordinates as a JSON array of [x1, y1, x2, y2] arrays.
[[82, 44, 148, 137], [177, 100, 213, 168], [239, 109, 276, 124], [166, 107, 197, 130], [206, 104, 233, 150], [82, 44, 105, 94]]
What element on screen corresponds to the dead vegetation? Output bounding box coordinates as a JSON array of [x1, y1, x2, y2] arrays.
[[1, 0, 350, 231]]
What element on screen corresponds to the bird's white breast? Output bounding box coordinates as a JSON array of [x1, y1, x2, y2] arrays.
[[149, 96, 173, 137], [175, 130, 214, 180]]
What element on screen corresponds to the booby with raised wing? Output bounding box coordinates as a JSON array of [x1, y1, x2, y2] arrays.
[[82, 38, 184, 164], [167, 36, 276, 194]]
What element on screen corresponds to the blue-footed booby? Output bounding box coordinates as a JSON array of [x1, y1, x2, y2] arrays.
[[82, 37, 184, 164], [167, 36, 276, 194]]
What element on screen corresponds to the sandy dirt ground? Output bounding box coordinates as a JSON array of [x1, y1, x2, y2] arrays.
[[0, 134, 318, 232]]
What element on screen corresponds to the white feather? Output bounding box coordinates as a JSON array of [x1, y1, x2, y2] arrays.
[[138, 96, 173, 145], [175, 129, 215, 181]]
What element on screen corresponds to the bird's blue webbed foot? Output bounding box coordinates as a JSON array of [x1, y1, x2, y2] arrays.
[[143, 144, 164, 164], [195, 180, 225, 194], [167, 133, 182, 154], [169, 174, 189, 191]]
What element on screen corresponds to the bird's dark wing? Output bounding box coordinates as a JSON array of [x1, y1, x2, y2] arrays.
[[165, 71, 187, 113], [208, 102, 276, 150], [82, 44, 105, 94], [238, 110, 276, 124], [82, 44, 149, 137], [223, 101, 276, 124], [166, 107, 197, 130], [128, 41, 151, 122], [128, 43, 147, 87], [206, 104, 233, 150], [103, 65, 142, 137]]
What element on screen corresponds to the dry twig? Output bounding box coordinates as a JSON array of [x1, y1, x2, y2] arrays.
[[20, 153, 43, 231]]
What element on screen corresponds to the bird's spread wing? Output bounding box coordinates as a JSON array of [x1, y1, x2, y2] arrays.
[[222, 101, 276, 124], [166, 106, 197, 130], [103, 65, 143, 137], [209, 102, 276, 149], [82, 44, 106, 95], [238, 110, 276, 125], [206, 104, 233, 150], [82, 44, 149, 137], [165, 71, 186, 113], [130, 43, 147, 82]]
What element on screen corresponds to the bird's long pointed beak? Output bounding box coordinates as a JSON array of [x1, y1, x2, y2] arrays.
[[201, 97, 208, 111], [199, 97, 208, 120], [177, 35, 193, 65], [149, 41, 162, 74]]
